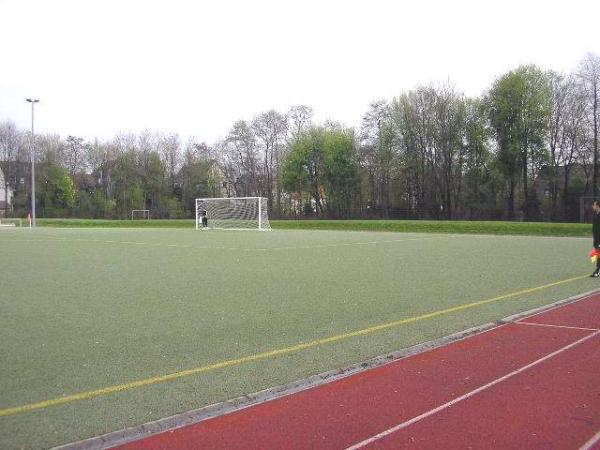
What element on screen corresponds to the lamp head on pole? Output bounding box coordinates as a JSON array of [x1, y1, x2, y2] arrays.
[[26, 98, 39, 103]]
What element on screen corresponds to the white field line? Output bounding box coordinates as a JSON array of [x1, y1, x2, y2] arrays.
[[3, 235, 456, 252], [579, 429, 600, 450], [345, 330, 600, 450], [0, 227, 590, 241], [517, 321, 600, 332]]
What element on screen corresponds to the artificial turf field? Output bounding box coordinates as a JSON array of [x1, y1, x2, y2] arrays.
[[0, 227, 597, 449]]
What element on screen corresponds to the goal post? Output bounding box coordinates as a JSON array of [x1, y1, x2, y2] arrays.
[[131, 209, 150, 220], [195, 197, 271, 231]]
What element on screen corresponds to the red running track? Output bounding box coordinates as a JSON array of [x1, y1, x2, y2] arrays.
[[114, 295, 600, 450]]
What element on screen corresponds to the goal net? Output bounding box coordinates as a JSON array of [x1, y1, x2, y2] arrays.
[[195, 197, 271, 230], [131, 210, 150, 220]]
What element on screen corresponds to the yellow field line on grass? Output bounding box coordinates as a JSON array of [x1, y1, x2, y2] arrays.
[[0, 273, 589, 418]]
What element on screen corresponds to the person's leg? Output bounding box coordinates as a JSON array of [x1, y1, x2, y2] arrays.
[[593, 246, 600, 277]]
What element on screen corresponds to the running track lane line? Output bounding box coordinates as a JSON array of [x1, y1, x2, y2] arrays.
[[580, 430, 600, 450], [0, 273, 588, 418], [517, 321, 599, 331], [345, 329, 600, 450]]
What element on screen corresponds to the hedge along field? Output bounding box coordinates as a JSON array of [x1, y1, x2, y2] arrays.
[[37, 218, 196, 228], [35, 218, 592, 237], [272, 219, 592, 237]]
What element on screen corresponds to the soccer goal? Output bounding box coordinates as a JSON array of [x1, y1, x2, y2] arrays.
[[131, 209, 150, 220], [0, 218, 24, 228], [195, 197, 271, 231]]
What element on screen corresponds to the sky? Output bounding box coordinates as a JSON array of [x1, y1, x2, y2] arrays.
[[1, 0, 599, 145]]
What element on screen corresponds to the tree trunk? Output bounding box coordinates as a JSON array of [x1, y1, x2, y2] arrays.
[[508, 176, 515, 219], [562, 167, 571, 219], [521, 150, 529, 220]]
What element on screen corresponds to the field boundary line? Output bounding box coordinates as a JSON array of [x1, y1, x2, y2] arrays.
[[52, 288, 600, 450], [4, 234, 457, 252], [345, 329, 600, 450], [0, 274, 590, 420]]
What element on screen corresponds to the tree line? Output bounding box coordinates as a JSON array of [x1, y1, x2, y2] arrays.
[[1, 53, 599, 222]]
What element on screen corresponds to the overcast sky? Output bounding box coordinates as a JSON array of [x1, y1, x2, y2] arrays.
[[1, 0, 599, 145]]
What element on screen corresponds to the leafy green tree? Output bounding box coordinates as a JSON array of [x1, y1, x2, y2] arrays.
[[141, 151, 167, 215], [179, 145, 220, 214], [93, 191, 116, 218], [488, 65, 552, 219], [282, 126, 359, 216], [282, 127, 326, 214], [322, 127, 360, 216], [462, 98, 494, 218], [111, 150, 144, 218], [38, 164, 75, 216]]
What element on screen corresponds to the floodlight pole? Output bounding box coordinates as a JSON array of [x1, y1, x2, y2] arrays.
[[26, 98, 39, 228]]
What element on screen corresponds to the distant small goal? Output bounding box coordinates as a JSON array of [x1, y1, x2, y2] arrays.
[[131, 210, 150, 220], [195, 197, 271, 231], [0, 218, 24, 228]]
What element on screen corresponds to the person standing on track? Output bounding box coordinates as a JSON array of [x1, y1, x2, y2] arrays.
[[591, 200, 600, 277]]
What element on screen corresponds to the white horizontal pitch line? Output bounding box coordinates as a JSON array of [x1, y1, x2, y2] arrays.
[[267, 237, 444, 251], [345, 330, 600, 450], [517, 321, 600, 332], [8, 235, 452, 252]]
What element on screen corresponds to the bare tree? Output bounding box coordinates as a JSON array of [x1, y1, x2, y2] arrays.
[[360, 100, 395, 216], [160, 133, 181, 190], [0, 121, 22, 213], [287, 105, 313, 143], [85, 138, 117, 199], [577, 53, 600, 196], [251, 110, 288, 215], [113, 132, 137, 155], [37, 133, 65, 165], [548, 72, 587, 218], [137, 130, 157, 176], [65, 135, 85, 179], [222, 120, 259, 196]]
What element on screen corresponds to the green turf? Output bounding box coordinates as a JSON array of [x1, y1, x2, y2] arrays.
[[35, 218, 591, 237], [0, 227, 597, 449]]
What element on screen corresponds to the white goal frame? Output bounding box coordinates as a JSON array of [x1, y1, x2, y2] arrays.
[[195, 197, 271, 231], [131, 209, 150, 220]]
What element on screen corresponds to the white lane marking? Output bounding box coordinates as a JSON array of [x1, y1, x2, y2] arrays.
[[517, 321, 600, 332], [579, 429, 600, 450], [345, 330, 600, 450]]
